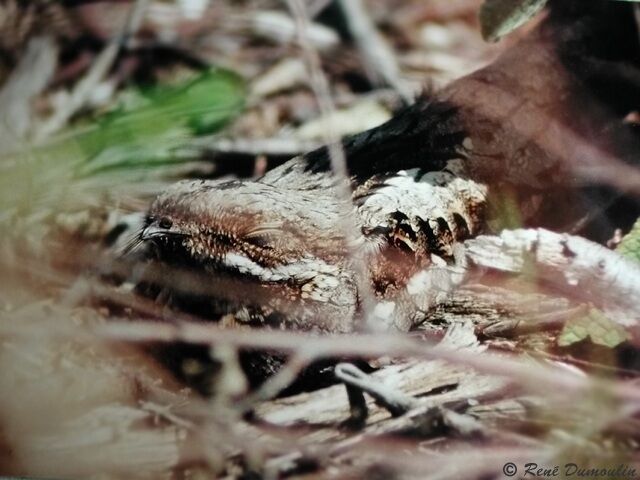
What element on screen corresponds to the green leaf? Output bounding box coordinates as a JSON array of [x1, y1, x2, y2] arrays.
[[76, 68, 245, 175], [0, 68, 245, 232], [558, 308, 630, 348], [480, 0, 548, 42], [616, 218, 640, 263]]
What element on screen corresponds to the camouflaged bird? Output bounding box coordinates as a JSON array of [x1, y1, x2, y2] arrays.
[[126, 0, 640, 353], [136, 98, 485, 334]]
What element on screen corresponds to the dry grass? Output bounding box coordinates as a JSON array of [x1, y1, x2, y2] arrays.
[[0, 0, 639, 478]]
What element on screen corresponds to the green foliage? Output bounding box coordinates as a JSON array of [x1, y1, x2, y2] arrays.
[[486, 187, 523, 231], [616, 218, 640, 263], [556, 220, 640, 350], [479, 0, 548, 42], [0, 68, 245, 239], [558, 308, 630, 348], [75, 69, 245, 175]]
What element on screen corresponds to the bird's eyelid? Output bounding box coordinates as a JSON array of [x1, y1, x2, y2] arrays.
[[244, 223, 283, 239], [140, 221, 187, 241], [244, 224, 284, 249]]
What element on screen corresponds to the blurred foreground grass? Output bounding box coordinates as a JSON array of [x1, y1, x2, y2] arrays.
[[0, 68, 244, 249]]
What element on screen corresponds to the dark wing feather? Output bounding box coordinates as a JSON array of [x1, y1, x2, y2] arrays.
[[301, 96, 467, 180]]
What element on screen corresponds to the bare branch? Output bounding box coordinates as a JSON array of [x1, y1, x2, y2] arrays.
[[338, 0, 414, 101]]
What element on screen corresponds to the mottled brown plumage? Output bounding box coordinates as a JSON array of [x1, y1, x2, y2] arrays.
[[120, 0, 640, 389]]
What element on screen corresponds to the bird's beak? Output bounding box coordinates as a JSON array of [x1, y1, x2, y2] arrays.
[[140, 224, 166, 241], [140, 222, 187, 242]]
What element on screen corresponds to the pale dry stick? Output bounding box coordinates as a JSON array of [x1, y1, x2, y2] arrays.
[[334, 362, 418, 416], [195, 376, 534, 480], [465, 228, 640, 327], [337, 0, 414, 102], [9, 264, 637, 407], [143, 377, 283, 474], [56, 320, 640, 405], [141, 398, 277, 472], [239, 352, 313, 408], [260, 406, 520, 478], [284, 0, 378, 329], [567, 206, 611, 235], [6, 271, 640, 408], [248, 9, 339, 51], [7, 259, 640, 404], [35, 0, 149, 140], [186, 135, 322, 157], [307, 0, 333, 17], [170, 364, 624, 480], [2, 304, 640, 442], [257, 358, 514, 429], [254, 383, 538, 478], [140, 401, 197, 430], [0, 36, 57, 154]]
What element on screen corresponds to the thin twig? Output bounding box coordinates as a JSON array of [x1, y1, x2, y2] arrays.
[[338, 0, 414, 102], [188, 135, 322, 157], [239, 352, 312, 409], [307, 0, 334, 17], [0, 36, 57, 154], [285, 0, 378, 330], [335, 362, 418, 416], [5, 314, 640, 407]]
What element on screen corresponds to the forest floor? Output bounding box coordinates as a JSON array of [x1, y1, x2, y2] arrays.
[[0, 0, 639, 478]]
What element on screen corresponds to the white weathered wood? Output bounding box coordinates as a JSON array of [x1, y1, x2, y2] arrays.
[[465, 229, 640, 329]]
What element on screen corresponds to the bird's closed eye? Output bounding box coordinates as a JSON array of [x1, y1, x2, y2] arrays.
[[244, 224, 282, 249], [158, 217, 173, 229]]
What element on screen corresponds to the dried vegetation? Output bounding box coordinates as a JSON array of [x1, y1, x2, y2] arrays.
[[0, 0, 639, 478]]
